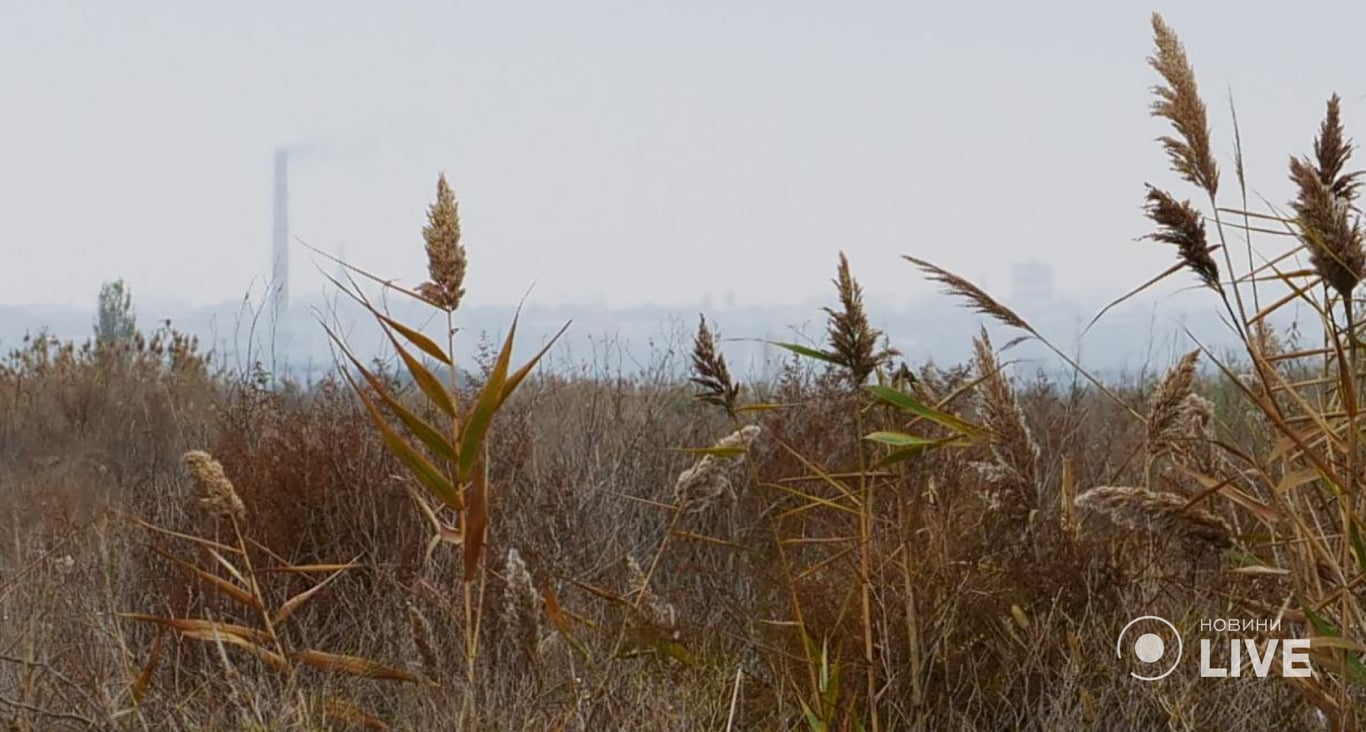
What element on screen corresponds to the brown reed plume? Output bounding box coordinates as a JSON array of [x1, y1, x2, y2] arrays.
[[1143, 187, 1221, 291], [1145, 349, 1200, 451], [904, 256, 1034, 333], [971, 329, 1039, 520], [1290, 97, 1366, 300], [1149, 13, 1219, 197], [1311, 94, 1361, 203], [1172, 393, 1223, 474], [714, 424, 761, 452], [825, 252, 897, 386], [625, 555, 677, 634], [1076, 486, 1233, 551], [184, 450, 246, 522], [673, 425, 760, 513], [418, 173, 468, 311], [689, 314, 740, 417], [674, 456, 729, 513], [407, 602, 442, 682]]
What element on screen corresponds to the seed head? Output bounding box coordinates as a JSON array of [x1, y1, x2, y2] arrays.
[[1076, 486, 1232, 550], [1143, 187, 1220, 291], [418, 174, 467, 311], [184, 451, 245, 522], [1149, 13, 1219, 196], [407, 602, 441, 682], [1146, 350, 1200, 449], [971, 329, 1039, 520], [1312, 94, 1361, 203], [825, 252, 896, 386], [1290, 102, 1366, 301], [503, 548, 540, 658], [690, 315, 740, 417], [674, 456, 731, 513], [674, 425, 760, 512], [626, 555, 677, 632]]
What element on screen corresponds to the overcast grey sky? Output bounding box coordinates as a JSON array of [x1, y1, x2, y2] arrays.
[[3, 1, 1365, 310]]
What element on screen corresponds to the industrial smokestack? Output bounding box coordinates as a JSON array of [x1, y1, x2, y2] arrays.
[[271, 147, 290, 312]]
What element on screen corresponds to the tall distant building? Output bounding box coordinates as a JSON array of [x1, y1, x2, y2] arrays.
[[1010, 260, 1054, 303]]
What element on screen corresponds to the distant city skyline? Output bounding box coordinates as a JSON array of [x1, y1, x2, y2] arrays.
[[0, 271, 1306, 384]]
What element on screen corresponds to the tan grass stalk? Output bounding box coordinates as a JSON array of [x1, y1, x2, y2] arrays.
[[184, 451, 246, 522], [1076, 485, 1233, 550], [418, 173, 467, 311], [1149, 13, 1219, 197], [826, 252, 896, 386]]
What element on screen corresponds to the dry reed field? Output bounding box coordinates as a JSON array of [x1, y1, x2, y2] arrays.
[[6, 13, 1366, 731]]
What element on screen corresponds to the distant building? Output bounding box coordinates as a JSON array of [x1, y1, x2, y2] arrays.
[[1010, 260, 1054, 303]]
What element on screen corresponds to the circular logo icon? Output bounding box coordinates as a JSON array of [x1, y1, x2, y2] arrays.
[[1116, 615, 1183, 681]]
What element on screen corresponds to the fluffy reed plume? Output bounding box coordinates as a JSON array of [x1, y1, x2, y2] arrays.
[[825, 252, 897, 386], [418, 173, 467, 311], [1076, 486, 1233, 550], [1148, 13, 1219, 197], [674, 456, 730, 512], [1146, 350, 1200, 451], [1310, 94, 1361, 203], [690, 315, 740, 417], [184, 450, 245, 522], [971, 330, 1039, 519], [674, 425, 761, 512], [1290, 97, 1365, 300], [1173, 393, 1223, 473], [625, 555, 677, 633], [407, 602, 441, 682], [1290, 163, 1364, 300], [1143, 187, 1221, 291], [904, 256, 1034, 333], [503, 548, 540, 658], [714, 424, 761, 452]]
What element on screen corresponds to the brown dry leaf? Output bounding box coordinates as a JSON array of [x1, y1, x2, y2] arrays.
[[463, 454, 489, 579], [273, 567, 349, 625], [152, 547, 262, 611], [129, 629, 164, 705], [126, 514, 241, 554], [117, 613, 272, 645], [119, 614, 288, 671], [258, 562, 363, 574], [292, 649, 423, 682]]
